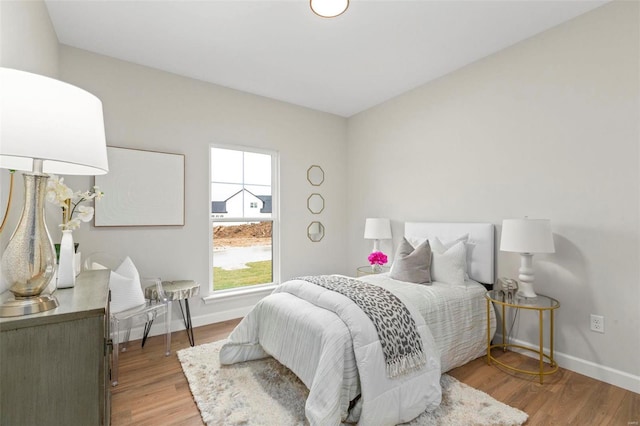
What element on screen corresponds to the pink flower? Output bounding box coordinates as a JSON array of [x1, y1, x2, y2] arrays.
[[368, 251, 388, 266]]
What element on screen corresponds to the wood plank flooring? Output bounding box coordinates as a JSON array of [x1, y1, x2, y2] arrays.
[[111, 320, 639, 425]]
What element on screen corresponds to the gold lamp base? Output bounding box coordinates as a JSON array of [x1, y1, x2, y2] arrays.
[[0, 294, 59, 317]]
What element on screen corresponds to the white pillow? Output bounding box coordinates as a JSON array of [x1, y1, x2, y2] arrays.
[[90, 262, 109, 270], [433, 234, 469, 250], [408, 234, 472, 278], [430, 239, 467, 286], [432, 235, 474, 280], [109, 257, 146, 313], [407, 234, 469, 252], [406, 236, 427, 250]]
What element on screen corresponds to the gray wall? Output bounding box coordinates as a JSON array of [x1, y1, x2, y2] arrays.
[[0, 0, 349, 327], [0, 0, 60, 275], [0, 0, 58, 77], [56, 45, 350, 323], [347, 1, 639, 391]]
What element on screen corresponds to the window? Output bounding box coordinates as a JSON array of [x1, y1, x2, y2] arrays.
[[210, 146, 278, 291]]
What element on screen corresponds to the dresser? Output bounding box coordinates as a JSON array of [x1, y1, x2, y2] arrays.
[[0, 270, 111, 425]]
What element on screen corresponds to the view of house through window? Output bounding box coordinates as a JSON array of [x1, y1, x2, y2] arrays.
[[210, 146, 277, 291]]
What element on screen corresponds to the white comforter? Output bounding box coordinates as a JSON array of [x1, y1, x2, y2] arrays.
[[361, 274, 495, 373], [219, 277, 442, 426]]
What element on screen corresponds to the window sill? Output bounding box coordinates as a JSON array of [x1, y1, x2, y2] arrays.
[[202, 283, 277, 304]]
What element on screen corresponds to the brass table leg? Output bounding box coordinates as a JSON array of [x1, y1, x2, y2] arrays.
[[502, 303, 506, 351], [487, 298, 491, 365], [539, 309, 544, 384], [550, 309, 555, 367]]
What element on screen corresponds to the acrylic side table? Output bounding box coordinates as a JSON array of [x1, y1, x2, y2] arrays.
[[485, 289, 560, 384], [145, 280, 200, 347]]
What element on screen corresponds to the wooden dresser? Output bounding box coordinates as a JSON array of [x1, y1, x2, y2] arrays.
[[0, 270, 111, 425]]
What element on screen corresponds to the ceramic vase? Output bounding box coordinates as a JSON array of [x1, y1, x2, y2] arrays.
[[57, 230, 76, 288]]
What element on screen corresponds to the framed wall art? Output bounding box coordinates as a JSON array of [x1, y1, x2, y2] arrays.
[[94, 146, 185, 226]]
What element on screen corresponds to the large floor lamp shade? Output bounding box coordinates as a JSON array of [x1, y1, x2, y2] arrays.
[[0, 67, 109, 317], [500, 218, 555, 298]]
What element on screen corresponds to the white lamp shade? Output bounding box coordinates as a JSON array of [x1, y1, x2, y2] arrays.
[[500, 218, 555, 254], [310, 0, 349, 18], [0, 67, 108, 175], [364, 218, 392, 240]]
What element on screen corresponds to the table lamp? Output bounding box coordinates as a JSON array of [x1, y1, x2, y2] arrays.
[[500, 218, 555, 298], [0, 68, 109, 317], [364, 218, 392, 253]]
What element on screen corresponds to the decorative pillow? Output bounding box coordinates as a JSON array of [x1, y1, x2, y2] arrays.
[[408, 234, 469, 255], [389, 238, 432, 284], [430, 239, 467, 286], [406, 236, 428, 250], [433, 234, 469, 250], [432, 235, 474, 280], [109, 257, 146, 313]]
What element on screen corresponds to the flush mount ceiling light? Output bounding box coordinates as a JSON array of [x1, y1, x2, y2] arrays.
[[310, 0, 349, 18]]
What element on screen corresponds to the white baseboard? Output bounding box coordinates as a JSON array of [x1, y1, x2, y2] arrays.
[[190, 306, 250, 328], [494, 333, 640, 394], [116, 306, 250, 345]]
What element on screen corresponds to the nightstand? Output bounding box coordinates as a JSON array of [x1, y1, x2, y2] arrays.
[[485, 290, 560, 384], [356, 265, 390, 277]]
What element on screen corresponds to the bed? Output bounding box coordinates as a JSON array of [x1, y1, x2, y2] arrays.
[[220, 222, 497, 425]]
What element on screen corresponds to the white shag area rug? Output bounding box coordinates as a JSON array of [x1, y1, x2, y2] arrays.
[[178, 340, 528, 426]]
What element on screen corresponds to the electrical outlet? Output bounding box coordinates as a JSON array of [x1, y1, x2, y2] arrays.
[[590, 314, 604, 333]]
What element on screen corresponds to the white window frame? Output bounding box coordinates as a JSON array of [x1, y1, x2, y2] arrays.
[[207, 144, 280, 294]]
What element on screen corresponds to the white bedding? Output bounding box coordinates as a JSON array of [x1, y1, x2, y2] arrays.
[[220, 275, 495, 425], [361, 274, 496, 373]]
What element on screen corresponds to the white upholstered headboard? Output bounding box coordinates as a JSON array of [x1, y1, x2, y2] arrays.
[[404, 222, 495, 285]]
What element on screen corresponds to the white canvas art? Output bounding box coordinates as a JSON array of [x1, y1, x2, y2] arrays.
[[95, 147, 185, 226]]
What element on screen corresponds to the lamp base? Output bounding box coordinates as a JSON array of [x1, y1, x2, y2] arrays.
[[0, 294, 59, 317], [516, 253, 537, 298], [516, 281, 538, 298]]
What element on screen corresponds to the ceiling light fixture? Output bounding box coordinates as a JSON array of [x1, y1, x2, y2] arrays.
[[310, 0, 349, 18]]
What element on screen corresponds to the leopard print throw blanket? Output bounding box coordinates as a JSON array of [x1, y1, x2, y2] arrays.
[[298, 275, 426, 378]]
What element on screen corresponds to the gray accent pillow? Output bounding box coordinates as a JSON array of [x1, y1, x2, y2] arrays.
[[389, 238, 432, 284]]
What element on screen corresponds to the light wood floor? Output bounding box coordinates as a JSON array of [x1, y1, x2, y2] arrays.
[[111, 320, 639, 425]]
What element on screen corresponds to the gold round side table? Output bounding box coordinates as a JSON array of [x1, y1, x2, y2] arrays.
[[485, 289, 560, 384]]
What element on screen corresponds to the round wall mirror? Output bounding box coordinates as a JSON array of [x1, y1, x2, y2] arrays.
[[307, 193, 325, 214], [307, 165, 324, 186], [307, 221, 325, 242]]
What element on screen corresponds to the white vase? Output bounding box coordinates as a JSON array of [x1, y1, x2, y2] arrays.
[[57, 230, 76, 288]]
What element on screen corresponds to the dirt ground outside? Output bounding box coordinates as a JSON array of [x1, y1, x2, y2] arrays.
[[213, 222, 272, 249]]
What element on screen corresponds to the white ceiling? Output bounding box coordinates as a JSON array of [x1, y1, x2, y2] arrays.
[[45, 0, 608, 117]]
